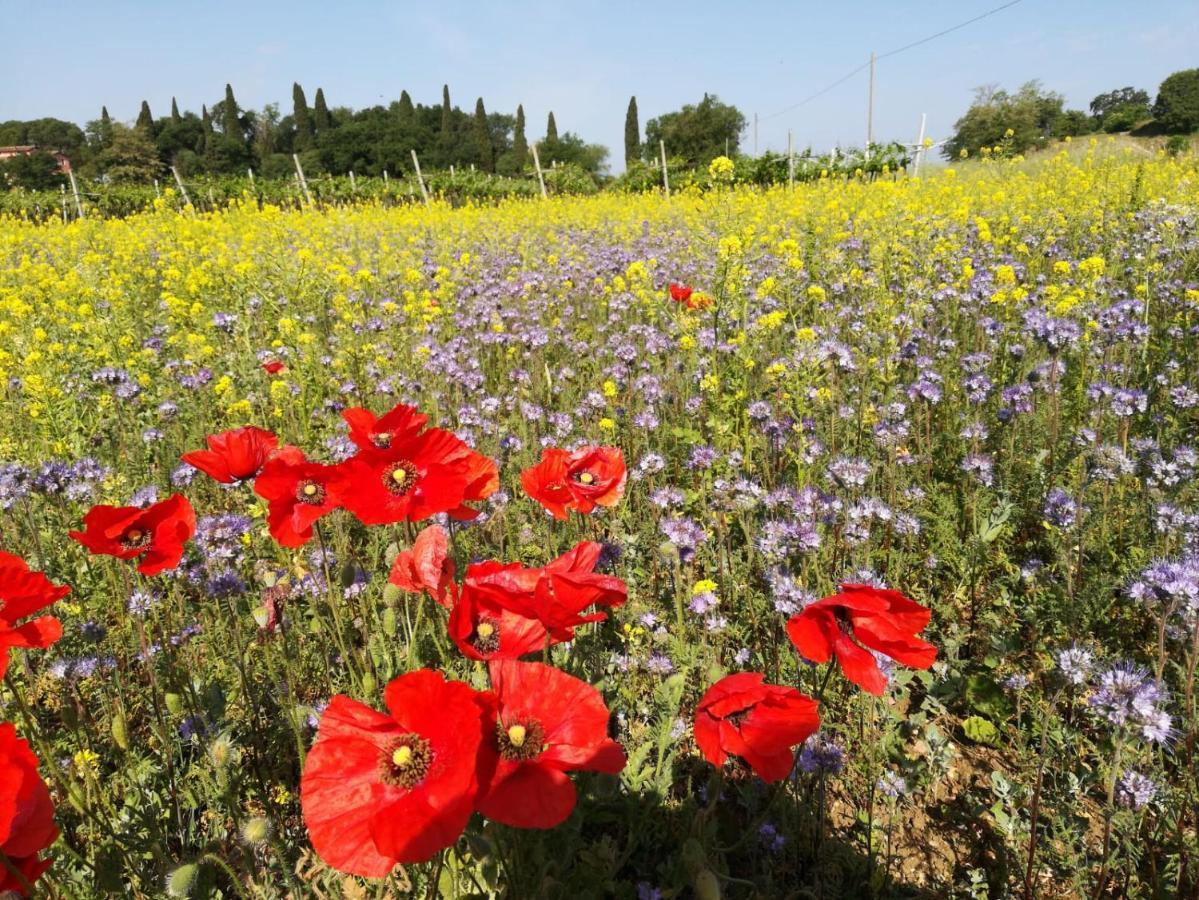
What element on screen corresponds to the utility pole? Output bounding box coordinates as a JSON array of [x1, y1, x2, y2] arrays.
[[753, 112, 759, 156], [867, 51, 876, 146], [914, 113, 927, 176]]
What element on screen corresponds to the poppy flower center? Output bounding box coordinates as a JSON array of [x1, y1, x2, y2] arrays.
[[574, 471, 596, 485], [296, 480, 325, 505], [379, 733, 432, 788], [372, 431, 393, 449], [472, 618, 500, 654], [382, 460, 418, 496], [497, 719, 545, 761], [121, 528, 151, 550]]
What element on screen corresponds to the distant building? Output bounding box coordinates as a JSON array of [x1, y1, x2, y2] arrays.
[[0, 145, 72, 173]]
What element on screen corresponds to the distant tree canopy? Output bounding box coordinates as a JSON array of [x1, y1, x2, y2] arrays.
[[643, 94, 745, 166], [944, 82, 1092, 158], [0, 83, 612, 186], [1154, 69, 1199, 134]]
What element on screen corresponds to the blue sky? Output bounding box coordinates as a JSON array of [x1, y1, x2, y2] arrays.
[[3, 0, 1197, 171]]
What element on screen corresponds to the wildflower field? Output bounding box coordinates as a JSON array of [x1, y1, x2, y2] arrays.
[[2, 145, 1199, 899]]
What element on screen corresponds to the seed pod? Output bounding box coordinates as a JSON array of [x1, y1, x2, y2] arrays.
[[693, 869, 722, 900], [166, 863, 199, 898], [361, 672, 377, 696], [382, 606, 398, 636], [111, 710, 129, 750]]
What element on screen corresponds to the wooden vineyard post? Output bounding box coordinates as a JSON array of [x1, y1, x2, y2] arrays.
[[170, 166, 192, 207], [531, 143, 547, 199], [67, 168, 84, 218], [293, 154, 314, 207], [788, 130, 795, 189], [410, 150, 430, 206], [660, 140, 669, 198]]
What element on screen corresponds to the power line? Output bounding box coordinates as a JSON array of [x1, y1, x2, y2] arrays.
[[763, 0, 1025, 121]]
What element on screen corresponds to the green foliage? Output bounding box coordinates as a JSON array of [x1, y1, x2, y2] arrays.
[[94, 123, 162, 183], [313, 87, 331, 134], [643, 93, 745, 167], [0, 150, 65, 190], [135, 100, 153, 132], [962, 716, 999, 746], [1154, 68, 1199, 133], [1090, 86, 1151, 132], [625, 96, 640, 167], [946, 81, 1094, 158], [473, 98, 494, 172], [509, 103, 528, 174], [546, 110, 558, 143], [292, 83, 313, 151]]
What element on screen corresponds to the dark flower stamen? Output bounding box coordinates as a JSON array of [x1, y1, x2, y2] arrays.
[[379, 733, 433, 788], [295, 480, 326, 505], [497, 719, 545, 762], [382, 460, 418, 496], [120, 528, 151, 550], [472, 618, 500, 655]]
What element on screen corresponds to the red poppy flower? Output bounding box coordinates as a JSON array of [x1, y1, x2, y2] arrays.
[[785, 584, 937, 696], [338, 427, 498, 525], [301, 669, 496, 876], [477, 660, 625, 829], [181, 426, 279, 484], [669, 283, 693, 303], [0, 553, 67, 681], [0, 722, 58, 896], [342, 402, 429, 455], [448, 582, 551, 661], [520, 446, 627, 520], [447, 543, 626, 659], [389, 524, 456, 607], [69, 494, 196, 576], [252, 447, 343, 547], [262, 359, 287, 375], [694, 672, 820, 783]]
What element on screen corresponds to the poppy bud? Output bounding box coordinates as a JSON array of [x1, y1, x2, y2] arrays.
[[165, 692, 184, 716], [240, 816, 273, 845], [382, 583, 402, 606], [361, 672, 377, 697], [166, 863, 199, 898], [382, 607, 398, 636]]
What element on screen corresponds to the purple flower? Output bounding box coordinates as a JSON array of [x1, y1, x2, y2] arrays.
[[1116, 771, 1158, 809]]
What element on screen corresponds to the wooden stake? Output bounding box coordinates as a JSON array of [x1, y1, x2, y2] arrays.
[[867, 51, 876, 146], [60, 184, 67, 223], [659, 140, 669, 198], [349, 170, 356, 193], [531, 143, 547, 199], [248, 167, 255, 187], [410, 150, 430, 206], [67, 168, 84, 218], [170, 166, 191, 206], [914, 113, 927, 177], [292, 153, 313, 206], [788, 130, 795, 189], [154, 178, 161, 198]]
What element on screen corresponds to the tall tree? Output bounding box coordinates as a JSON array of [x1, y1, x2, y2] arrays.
[[546, 111, 559, 143], [513, 104, 528, 170], [643, 93, 746, 166], [438, 85, 454, 164], [1154, 69, 1199, 133], [136, 101, 153, 131], [170, 97, 182, 124], [223, 84, 241, 139], [398, 90, 415, 122], [314, 88, 331, 134], [624, 96, 640, 166], [99, 106, 114, 145], [473, 98, 494, 172], [199, 104, 213, 153], [293, 83, 314, 150]]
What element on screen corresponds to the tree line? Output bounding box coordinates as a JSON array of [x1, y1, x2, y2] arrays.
[[0, 83, 611, 189], [945, 68, 1199, 158]]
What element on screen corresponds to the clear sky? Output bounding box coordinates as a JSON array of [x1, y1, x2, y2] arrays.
[[3, 0, 1197, 171]]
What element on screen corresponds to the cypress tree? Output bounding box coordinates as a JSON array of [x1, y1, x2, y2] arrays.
[[398, 90, 415, 121], [473, 98, 493, 172], [624, 96, 640, 166], [513, 104, 528, 170], [313, 88, 331, 133], [99, 106, 113, 145], [199, 105, 212, 153], [293, 83, 314, 150], [170, 97, 182, 124], [439, 85, 454, 164], [546, 111, 558, 143], [136, 100, 153, 131], [223, 84, 240, 139]]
